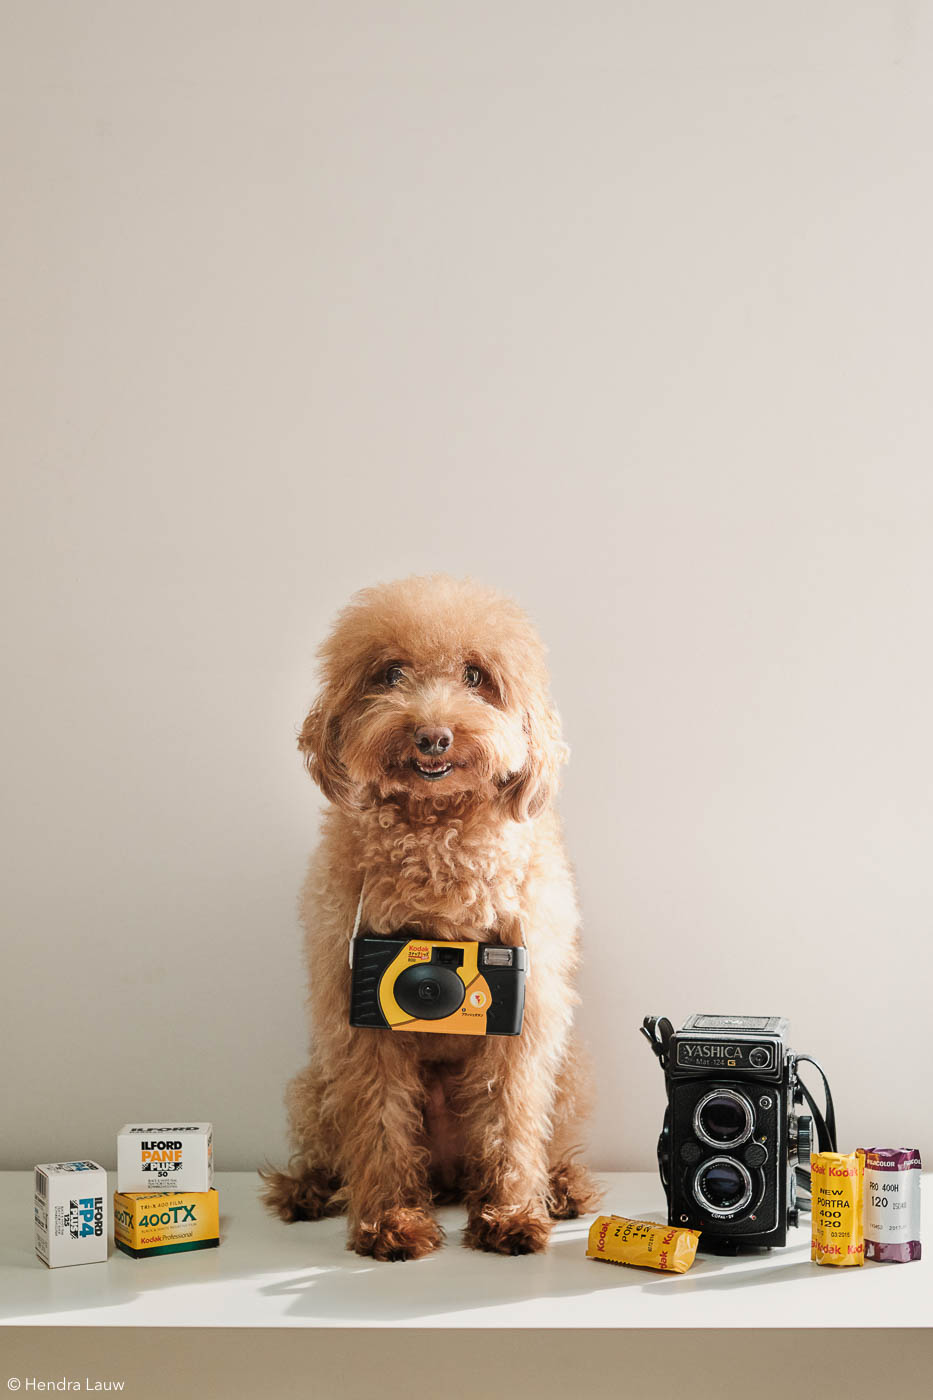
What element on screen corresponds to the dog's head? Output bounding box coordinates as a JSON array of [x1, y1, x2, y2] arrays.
[[299, 575, 567, 820]]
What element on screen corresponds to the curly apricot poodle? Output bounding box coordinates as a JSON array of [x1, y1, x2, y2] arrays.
[[261, 575, 599, 1259]]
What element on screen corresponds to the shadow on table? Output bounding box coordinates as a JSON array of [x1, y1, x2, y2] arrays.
[[650, 1255, 842, 1294], [0, 1212, 237, 1324], [255, 1214, 828, 1324], [2, 1179, 836, 1329]]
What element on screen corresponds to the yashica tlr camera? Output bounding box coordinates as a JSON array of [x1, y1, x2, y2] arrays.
[[642, 1014, 837, 1252], [350, 935, 526, 1036]]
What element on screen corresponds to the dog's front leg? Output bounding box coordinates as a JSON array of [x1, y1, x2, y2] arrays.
[[336, 1033, 443, 1262], [455, 1038, 557, 1255]]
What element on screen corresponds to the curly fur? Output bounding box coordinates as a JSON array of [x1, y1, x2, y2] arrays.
[[261, 575, 600, 1258]]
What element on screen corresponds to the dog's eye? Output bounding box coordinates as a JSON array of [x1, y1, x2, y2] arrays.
[[464, 665, 484, 689], [384, 664, 405, 687]]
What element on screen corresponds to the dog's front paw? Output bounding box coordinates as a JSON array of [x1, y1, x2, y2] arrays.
[[547, 1162, 602, 1220], [464, 1204, 552, 1255], [351, 1208, 444, 1262], [259, 1166, 343, 1223]]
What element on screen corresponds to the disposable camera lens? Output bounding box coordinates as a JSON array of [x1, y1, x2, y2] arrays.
[[393, 963, 465, 1020], [693, 1090, 753, 1148], [693, 1157, 754, 1218]]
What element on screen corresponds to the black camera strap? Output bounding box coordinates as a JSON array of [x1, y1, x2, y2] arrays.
[[793, 1052, 838, 1208], [794, 1054, 837, 1152], [640, 1015, 674, 1069]]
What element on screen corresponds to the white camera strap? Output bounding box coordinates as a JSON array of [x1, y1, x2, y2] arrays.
[[348, 881, 365, 968], [347, 875, 529, 975]]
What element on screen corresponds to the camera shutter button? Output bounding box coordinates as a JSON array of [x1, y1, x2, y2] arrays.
[[744, 1142, 768, 1168]]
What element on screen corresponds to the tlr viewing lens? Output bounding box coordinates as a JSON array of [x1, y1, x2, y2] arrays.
[[693, 1090, 753, 1148]]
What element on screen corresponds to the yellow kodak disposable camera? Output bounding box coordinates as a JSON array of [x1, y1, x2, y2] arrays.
[[349, 935, 526, 1036]]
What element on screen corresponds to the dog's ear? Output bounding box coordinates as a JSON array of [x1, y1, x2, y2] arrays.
[[499, 697, 568, 821], [298, 692, 357, 810]]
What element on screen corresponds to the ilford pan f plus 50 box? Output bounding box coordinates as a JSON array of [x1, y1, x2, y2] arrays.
[[35, 1161, 108, 1268], [117, 1122, 213, 1193], [113, 1189, 220, 1258]]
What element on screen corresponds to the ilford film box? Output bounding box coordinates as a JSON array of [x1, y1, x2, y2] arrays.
[[35, 1161, 108, 1268], [117, 1122, 213, 1193], [114, 1189, 220, 1258]]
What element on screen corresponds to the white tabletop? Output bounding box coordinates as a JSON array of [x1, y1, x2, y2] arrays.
[[1, 1171, 927, 1330]]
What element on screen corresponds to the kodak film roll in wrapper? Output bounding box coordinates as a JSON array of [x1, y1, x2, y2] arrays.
[[811, 1151, 864, 1266], [587, 1215, 701, 1273], [858, 1148, 922, 1262]]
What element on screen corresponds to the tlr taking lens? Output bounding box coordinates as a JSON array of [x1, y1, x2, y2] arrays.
[[693, 1157, 754, 1217]]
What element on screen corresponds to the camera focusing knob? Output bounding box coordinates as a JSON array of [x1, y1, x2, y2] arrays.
[[796, 1114, 813, 1163]]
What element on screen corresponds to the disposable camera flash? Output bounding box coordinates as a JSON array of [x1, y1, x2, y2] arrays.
[[483, 948, 514, 967]]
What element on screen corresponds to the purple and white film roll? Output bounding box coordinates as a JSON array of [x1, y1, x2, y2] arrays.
[[858, 1148, 922, 1263]]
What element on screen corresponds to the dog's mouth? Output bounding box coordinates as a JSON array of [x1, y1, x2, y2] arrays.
[[409, 757, 455, 781]]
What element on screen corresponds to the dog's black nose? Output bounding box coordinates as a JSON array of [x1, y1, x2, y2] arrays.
[[414, 726, 453, 756]]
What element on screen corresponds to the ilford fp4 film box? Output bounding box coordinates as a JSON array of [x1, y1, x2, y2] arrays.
[[34, 1160, 108, 1268], [117, 1122, 213, 1193]]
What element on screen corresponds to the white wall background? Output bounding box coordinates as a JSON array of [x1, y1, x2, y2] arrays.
[[3, 1, 932, 1174]]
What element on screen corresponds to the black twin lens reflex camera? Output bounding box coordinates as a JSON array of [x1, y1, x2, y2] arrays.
[[642, 1014, 836, 1252]]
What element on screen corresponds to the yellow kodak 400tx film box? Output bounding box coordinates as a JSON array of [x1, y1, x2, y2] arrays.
[[114, 1189, 219, 1259]]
